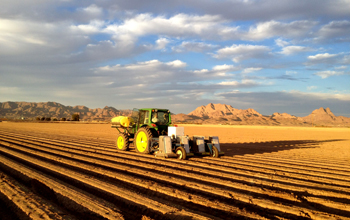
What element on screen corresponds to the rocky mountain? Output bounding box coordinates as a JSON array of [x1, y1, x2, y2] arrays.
[[0, 101, 131, 121], [172, 103, 350, 126], [1, 101, 349, 126]]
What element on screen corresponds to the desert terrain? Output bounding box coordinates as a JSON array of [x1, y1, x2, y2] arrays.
[[0, 122, 349, 219]]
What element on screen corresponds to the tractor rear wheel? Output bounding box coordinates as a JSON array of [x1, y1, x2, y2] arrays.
[[176, 147, 187, 160], [116, 133, 129, 151], [211, 145, 219, 158], [134, 127, 153, 154]]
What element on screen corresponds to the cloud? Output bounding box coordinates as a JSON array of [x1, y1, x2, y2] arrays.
[[334, 65, 348, 70], [214, 44, 271, 62], [172, 41, 219, 53], [280, 46, 313, 55], [241, 20, 317, 41], [305, 53, 339, 65], [308, 53, 338, 60], [166, 60, 187, 68], [316, 20, 350, 42], [242, 67, 262, 73], [314, 70, 344, 79], [103, 13, 226, 43], [81, 4, 103, 15], [155, 37, 170, 50], [217, 79, 260, 87], [307, 86, 317, 90], [275, 38, 290, 47]]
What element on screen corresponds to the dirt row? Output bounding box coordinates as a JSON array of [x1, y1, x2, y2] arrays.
[[1, 127, 350, 220]]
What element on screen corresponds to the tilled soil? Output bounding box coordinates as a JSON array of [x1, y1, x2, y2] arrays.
[[0, 123, 349, 219]]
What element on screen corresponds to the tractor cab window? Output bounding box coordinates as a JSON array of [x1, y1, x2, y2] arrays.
[[139, 110, 149, 125], [152, 111, 169, 125], [131, 108, 139, 123]]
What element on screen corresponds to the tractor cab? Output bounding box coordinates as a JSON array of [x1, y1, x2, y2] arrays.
[[132, 108, 171, 136]]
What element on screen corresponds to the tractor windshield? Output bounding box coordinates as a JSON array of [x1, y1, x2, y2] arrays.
[[151, 111, 169, 125]]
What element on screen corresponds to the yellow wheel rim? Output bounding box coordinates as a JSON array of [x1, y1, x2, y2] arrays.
[[176, 149, 183, 159], [136, 131, 148, 152], [117, 136, 124, 149]]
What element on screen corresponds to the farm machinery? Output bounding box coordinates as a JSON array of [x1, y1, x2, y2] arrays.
[[111, 108, 224, 159]]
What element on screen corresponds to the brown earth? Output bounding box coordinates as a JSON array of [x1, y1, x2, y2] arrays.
[[0, 122, 349, 219]]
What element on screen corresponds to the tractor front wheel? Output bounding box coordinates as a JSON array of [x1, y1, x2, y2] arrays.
[[134, 127, 153, 154], [116, 133, 129, 151], [211, 145, 219, 158], [176, 147, 187, 160]]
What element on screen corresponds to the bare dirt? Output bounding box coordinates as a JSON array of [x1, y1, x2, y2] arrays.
[[0, 122, 349, 219]]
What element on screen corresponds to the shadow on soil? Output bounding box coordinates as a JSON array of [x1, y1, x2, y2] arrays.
[[220, 139, 346, 156]]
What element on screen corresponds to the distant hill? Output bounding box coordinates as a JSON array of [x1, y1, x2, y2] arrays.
[[0, 101, 131, 121], [1, 101, 349, 126], [172, 103, 350, 126]]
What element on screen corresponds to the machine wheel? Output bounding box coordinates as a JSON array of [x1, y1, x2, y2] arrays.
[[134, 127, 153, 154], [116, 133, 129, 151], [211, 146, 219, 158], [176, 147, 187, 160]]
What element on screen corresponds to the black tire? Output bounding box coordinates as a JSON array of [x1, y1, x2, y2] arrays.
[[211, 145, 219, 158], [175, 147, 187, 160], [115, 133, 129, 151], [134, 127, 153, 154]]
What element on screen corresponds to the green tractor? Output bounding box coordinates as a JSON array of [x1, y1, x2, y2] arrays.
[[112, 108, 173, 153], [111, 108, 224, 159]]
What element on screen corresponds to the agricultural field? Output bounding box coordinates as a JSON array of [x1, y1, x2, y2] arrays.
[[0, 122, 349, 219]]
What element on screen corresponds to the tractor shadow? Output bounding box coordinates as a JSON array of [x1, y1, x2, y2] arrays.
[[220, 139, 346, 156]]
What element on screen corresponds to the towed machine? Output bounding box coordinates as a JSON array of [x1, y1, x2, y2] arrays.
[[111, 108, 224, 159]]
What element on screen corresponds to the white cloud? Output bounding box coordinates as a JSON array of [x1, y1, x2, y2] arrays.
[[244, 20, 317, 41], [307, 86, 317, 90], [166, 60, 187, 68], [71, 20, 105, 34], [308, 53, 338, 60], [214, 44, 271, 62], [275, 38, 290, 47], [212, 64, 235, 71], [242, 67, 262, 73], [334, 65, 347, 70], [172, 41, 218, 53], [155, 37, 169, 50], [314, 70, 344, 79], [305, 53, 340, 66], [82, 4, 103, 15], [280, 46, 313, 55], [103, 13, 226, 43], [218, 79, 259, 87]]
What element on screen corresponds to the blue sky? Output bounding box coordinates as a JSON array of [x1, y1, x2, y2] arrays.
[[1, 0, 349, 116]]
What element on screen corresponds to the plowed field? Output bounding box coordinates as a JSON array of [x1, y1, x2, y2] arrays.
[[0, 122, 349, 220]]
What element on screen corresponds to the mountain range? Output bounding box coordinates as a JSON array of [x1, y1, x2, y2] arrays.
[[1, 101, 349, 126]]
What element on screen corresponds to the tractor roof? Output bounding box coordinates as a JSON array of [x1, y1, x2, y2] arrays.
[[138, 108, 169, 112]]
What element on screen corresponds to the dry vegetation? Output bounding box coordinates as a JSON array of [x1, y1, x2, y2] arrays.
[[0, 122, 349, 219]]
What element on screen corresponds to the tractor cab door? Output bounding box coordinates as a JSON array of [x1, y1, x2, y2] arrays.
[[137, 110, 150, 128], [131, 108, 139, 122]]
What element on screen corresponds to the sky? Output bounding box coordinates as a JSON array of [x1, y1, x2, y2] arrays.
[[1, 0, 350, 116]]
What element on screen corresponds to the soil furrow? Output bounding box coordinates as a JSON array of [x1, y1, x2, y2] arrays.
[[0, 144, 223, 220], [1, 132, 350, 202], [0, 155, 126, 220], [241, 155, 350, 171], [189, 157, 350, 187], [1, 137, 350, 219], [2, 131, 350, 201], [0, 173, 68, 220], [223, 155, 350, 176]]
